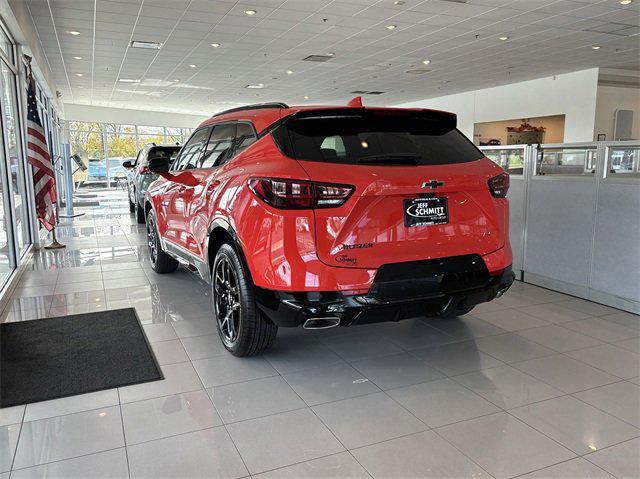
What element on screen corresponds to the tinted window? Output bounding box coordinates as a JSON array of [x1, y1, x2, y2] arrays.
[[201, 123, 236, 168], [174, 127, 211, 170], [142, 146, 180, 167], [280, 110, 483, 166], [234, 122, 257, 155]]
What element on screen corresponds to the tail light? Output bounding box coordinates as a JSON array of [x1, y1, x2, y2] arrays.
[[138, 166, 150, 174], [488, 172, 509, 198], [248, 178, 353, 209]]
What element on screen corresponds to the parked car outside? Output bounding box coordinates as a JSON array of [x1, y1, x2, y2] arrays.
[[123, 144, 181, 223], [88, 157, 131, 185], [144, 100, 514, 356]]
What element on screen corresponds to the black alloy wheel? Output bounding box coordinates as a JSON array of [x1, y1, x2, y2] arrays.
[[213, 256, 241, 347]]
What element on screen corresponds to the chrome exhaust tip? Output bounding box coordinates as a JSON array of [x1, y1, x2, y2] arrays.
[[303, 317, 341, 330], [495, 285, 511, 299]]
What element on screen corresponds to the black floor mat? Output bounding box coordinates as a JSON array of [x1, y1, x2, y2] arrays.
[[0, 308, 163, 408]]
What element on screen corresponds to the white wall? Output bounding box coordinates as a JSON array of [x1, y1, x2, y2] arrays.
[[594, 85, 640, 141], [64, 104, 208, 128], [395, 69, 600, 143]]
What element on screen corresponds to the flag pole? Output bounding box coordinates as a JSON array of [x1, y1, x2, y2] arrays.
[[44, 223, 66, 250], [23, 54, 65, 250]]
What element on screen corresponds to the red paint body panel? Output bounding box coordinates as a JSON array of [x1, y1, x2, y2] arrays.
[[146, 105, 512, 293]]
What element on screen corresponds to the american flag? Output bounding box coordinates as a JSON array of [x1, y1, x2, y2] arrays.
[[26, 71, 56, 231]]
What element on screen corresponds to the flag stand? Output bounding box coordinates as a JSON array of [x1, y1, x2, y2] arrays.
[[24, 54, 67, 251], [44, 226, 66, 250]]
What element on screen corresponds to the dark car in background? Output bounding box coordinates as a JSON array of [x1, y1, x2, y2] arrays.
[[123, 144, 181, 223]]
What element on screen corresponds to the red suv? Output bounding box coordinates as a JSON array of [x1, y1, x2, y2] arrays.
[[144, 100, 514, 356]]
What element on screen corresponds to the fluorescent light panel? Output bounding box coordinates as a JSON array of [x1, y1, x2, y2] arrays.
[[130, 40, 163, 50]]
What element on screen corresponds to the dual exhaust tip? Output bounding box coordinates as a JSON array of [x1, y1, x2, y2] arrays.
[[303, 317, 341, 330]]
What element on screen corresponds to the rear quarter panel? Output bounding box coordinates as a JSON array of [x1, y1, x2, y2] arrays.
[[202, 135, 368, 290]]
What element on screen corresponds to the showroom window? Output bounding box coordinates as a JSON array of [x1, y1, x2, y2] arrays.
[[0, 22, 53, 291], [69, 122, 193, 188]]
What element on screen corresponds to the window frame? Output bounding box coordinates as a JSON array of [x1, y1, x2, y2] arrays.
[[172, 126, 212, 171], [171, 120, 259, 172], [231, 121, 258, 160], [200, 121, 237, 169]]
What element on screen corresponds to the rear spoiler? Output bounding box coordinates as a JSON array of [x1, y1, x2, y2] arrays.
[[281, 107, 457, 134], [345, 95, 456, 128]]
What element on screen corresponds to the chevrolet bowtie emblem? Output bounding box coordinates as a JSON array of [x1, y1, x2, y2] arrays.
[[422, 179, 444, 189]]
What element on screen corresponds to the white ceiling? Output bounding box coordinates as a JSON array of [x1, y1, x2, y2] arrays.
[[26, 0, 640, 115]]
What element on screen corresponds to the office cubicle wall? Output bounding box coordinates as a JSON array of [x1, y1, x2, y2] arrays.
[[481, 141, 640, 314]]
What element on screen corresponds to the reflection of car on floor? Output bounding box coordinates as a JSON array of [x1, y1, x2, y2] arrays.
[[144, 100, 515, 357], [123, 144, 181, 224], [87, 157, 132, 184]]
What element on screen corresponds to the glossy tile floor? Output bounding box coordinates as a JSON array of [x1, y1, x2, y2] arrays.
[[1, 188, 639, 479]]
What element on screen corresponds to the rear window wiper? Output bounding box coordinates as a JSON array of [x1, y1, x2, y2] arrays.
[[356, 154, 421, 164]]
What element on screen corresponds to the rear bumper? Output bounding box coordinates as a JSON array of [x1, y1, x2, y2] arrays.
[[256, 265, 514, 328]]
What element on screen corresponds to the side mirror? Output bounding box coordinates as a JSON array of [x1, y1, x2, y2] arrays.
[[148, 156, 170, 173], [122, 160, 133, 168]]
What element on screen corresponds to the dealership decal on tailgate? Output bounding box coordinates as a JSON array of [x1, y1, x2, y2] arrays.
[[404, 197, 449, 227]]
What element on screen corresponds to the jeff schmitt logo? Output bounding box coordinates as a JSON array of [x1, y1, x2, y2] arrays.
[[406, 202, 446, 218], [421, 179, 444, 189]]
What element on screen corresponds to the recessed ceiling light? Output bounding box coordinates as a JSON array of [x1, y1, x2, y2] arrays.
[[76, 73, 83, 77], [386, 24, 397, 30], [211, 43, 220, 48], [245, 83, 264, 89], [174, 79, 180, 82], [118, 78, 140, 83], [498, 36, 509, 40], [327, 52, 335, 56], [619, 0, 632, 4], [394, 1, 406, 5], [189, 64, 197, 68], [130, 40, 163, 50], [422, 59, 431, 65], [67, 30, 81, 36], [73, 56, 82, 60], [244, 9, 257, 15], [304, 95, 309, 99], [592, 45, 601, 49], [286, 70, 293, 75]]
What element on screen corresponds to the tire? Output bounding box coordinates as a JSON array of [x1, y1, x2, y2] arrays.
[[439, 304, 475, 318], [128, 197, 135, 212], [135, 199, 146, 224], [212, 243, 277, 357], [146, 211, 179, 274]]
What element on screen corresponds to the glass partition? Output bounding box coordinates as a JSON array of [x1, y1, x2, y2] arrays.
[[0, 61, 28, 256], [69, 122, 105, 187], [536, 147, 598, 176], [69, 122, 193, 189], [482, 148, 525, 175], [104, 124, 136, 186], [607, 146, 640, 178]]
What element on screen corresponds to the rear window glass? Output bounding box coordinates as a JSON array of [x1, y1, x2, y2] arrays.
[[278, 109, 483, 166], [143, 146, 180, 166]]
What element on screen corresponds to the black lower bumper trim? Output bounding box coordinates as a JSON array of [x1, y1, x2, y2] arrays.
[[256, 266, 515, 328]]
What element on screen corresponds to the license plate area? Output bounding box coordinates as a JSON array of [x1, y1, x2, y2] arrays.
[[404, 197, 448, 227]]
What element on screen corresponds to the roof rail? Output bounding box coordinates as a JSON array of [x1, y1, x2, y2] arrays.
[[212, 102, 289, 118]]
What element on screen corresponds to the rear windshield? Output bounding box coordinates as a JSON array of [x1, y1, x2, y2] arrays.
[[142, 146, 181, 166], [276, 109, 483, 166]]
